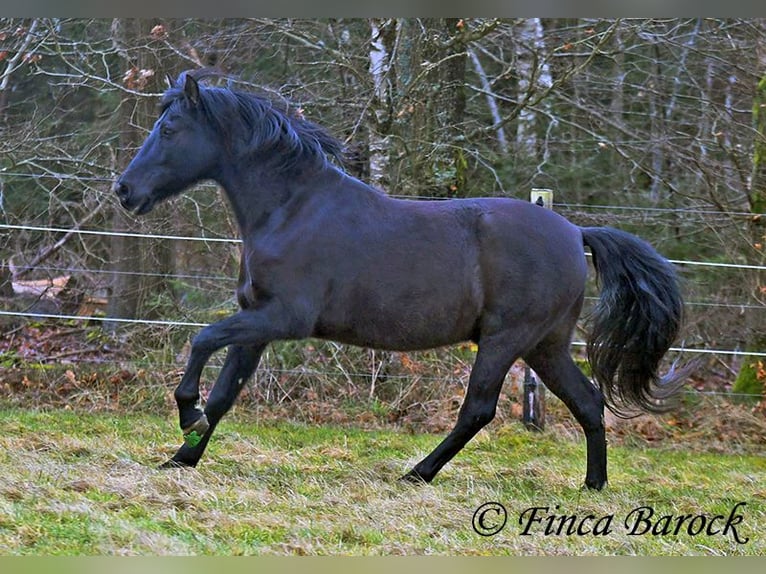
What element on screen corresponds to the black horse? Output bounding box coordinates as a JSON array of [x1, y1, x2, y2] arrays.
[[113, 70, 687, 489]]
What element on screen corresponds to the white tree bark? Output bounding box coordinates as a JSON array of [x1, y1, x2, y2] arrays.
[[368, 18, 396, 189], [515, 18, 552, 156], [468, 48, 508, 155]]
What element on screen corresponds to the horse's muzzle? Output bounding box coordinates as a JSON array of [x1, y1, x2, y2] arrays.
[[112, 180, 154, 215]]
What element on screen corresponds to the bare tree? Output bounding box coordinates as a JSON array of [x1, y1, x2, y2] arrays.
[[368, 18, 397, 190], [515, 18, 552, 157]]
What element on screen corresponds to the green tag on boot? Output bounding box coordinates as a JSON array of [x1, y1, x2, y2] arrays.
[[184, 429, 204, 448]]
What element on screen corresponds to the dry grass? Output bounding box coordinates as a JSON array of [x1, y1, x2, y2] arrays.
[[0, 408, 763, 556], [5, 338, 764, 452], [1, 326, 765, 555]]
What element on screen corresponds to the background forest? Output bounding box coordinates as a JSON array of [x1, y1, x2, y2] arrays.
[[1, 18, 765, 410]]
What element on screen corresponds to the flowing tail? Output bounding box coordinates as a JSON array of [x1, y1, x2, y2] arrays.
[[581, 226, 688, 418]]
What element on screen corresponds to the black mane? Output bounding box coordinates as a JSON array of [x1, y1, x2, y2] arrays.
[[161, 71, 345, 171]]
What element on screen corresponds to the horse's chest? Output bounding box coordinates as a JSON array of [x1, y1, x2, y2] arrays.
[[237, 239, 299, 307], [236, 250, 275, 308]]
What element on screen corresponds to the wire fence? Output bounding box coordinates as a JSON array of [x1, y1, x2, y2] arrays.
[[1, 308, 762, 405], [2, 220, 765, 319], [2, 206, 766, 404], [2, 222, 764, 270], [1, 309, 765, 361]]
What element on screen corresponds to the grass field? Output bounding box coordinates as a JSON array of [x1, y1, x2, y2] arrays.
[[0, 407, 763, 556]]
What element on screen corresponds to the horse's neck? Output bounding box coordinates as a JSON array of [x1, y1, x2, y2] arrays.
[[216, 163, 342, 234]]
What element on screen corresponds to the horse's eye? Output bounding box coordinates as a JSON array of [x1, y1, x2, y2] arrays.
[[160, 124, 174, 138]]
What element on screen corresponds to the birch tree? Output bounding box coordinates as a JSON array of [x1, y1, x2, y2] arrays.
[[368, 18, 397, 190], [515, 18, 552, 158]]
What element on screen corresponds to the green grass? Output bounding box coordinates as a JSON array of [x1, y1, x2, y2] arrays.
[[0, 408, 763, 556]]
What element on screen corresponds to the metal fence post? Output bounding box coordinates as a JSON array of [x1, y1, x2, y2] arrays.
[[522, 188, 552, 431]]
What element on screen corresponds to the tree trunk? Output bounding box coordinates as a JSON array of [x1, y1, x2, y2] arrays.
[[368, 18, 397, 190], [468, 47, 508, 155], [106, 18, 173, 327], [515, 18, 552, 157], [422, 18, 467, 197], [609, 23, 625, 121], [390, 19, 468, 197], [648, 46, 664, 203], [733, 22, 766, 402]]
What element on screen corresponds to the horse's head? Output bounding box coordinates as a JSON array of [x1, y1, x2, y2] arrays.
[[113, 73, 220, 215]]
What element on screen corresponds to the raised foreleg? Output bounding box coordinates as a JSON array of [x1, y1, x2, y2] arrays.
[[162, 343, 264, 468], [167, 301, 309, 466]]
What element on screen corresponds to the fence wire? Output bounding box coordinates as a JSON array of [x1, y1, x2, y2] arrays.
[[2, 213, 766, 406], [3, 222, 766, 271]]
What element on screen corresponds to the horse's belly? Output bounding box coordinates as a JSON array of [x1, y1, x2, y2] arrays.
[[315, 293, 480, 351], [316, 323, 473, 352]]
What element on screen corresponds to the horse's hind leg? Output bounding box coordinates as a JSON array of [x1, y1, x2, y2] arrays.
[[161, 344, 264, 468], [524, 344, 607, 490], [402, 335, 519, 483]]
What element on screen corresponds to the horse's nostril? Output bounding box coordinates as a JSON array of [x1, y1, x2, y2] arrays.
[[112, 180, 129, 200]]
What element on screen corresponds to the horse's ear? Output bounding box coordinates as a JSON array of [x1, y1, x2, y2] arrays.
[[184, 74, 200, 106], [165, 73, 175, 89]]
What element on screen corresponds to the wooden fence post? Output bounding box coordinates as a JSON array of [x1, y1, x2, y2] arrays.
[[522, 188, 552, 431]]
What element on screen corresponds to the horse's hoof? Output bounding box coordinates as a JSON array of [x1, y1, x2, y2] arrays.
[[182, 413, 209, 448], [584, 479, 608, 491], [399, 469, 429, 485], [159, 459, 192, 470]]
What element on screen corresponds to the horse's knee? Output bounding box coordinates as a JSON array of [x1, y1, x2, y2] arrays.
[[174, 385, 196, 406], [460, 402, 496, 430], [190, 328, 217, 355]]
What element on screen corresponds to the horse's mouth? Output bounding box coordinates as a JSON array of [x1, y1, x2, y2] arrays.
[[132, 197, 156, 215], [119, 194, 156, 216]]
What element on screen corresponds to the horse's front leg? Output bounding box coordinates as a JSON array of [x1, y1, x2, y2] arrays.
[[174, 344, 216, 446], [162, 343, 264, 468], [171, 304, 307, 454]]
